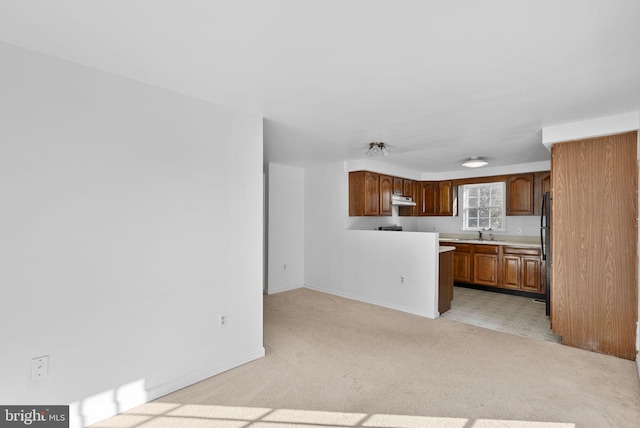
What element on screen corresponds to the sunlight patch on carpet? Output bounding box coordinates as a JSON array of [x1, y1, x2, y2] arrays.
[[92, 403, 576, 428]]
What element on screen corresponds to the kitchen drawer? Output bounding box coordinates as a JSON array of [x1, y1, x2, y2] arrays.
[[503, 246, 541, 256], [474, 244, 499, 254], [453, 244, 472, 252]]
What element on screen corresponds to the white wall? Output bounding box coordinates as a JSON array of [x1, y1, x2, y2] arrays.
[[305, 163, 348, 291], [337, 230, 439, 318], [542, 112, 639, 148], [0, 43, 264, 426], [416, 215, 541, 237], [266, 163, 305, 294], [303, 163, 439, 318]]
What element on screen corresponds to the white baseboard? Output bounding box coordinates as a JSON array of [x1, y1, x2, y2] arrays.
[[304, 284, 433, 318], [267, 283, 304, 295], [146, 348, 266, 401], [76, 348, 265, 427]]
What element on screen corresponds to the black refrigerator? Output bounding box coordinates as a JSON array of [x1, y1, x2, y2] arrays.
[[540, 191, 551, 316]]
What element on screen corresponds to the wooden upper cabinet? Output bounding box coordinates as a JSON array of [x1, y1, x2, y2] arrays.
[[393, 177, 404, 195], [398, 179, 415, 217], [379, 174, 394, 216], [403, 179, 413, 197], [507, 173, 534, 215], [438, 180, 454, 215], [349, 171, 379, 216], [533, 171, 551, 216], [422, 182, 439, 215], [404, 180, 455, 216], [365, 173, 380, 215], [350, 170, 544, 218], [411, 181, 423, 216]]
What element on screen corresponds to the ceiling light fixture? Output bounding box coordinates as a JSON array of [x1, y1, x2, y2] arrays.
[[366, 142, 389, 157], [462, 157, 488, 168]]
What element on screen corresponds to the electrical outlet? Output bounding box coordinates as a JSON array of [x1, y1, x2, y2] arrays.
[[283, 264, 287, 270], [219, 313, 227, 327], [517, 227, 522, 234], [400, 276, 406, 284], [31, 356, 49, 379]]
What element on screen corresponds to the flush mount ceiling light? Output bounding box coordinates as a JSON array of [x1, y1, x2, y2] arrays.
[[366, 142, 389, 157], [462, 156, 488, 168]]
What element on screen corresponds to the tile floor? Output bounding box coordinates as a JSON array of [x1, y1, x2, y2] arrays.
[[440, 286, 562, 343]]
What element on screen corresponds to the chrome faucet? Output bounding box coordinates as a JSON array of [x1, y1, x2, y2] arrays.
[[478, 227, 492, 241]]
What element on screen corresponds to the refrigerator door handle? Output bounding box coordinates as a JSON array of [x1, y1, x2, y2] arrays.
[[541, 193, 545, 228], [540, 194, 547, 260]]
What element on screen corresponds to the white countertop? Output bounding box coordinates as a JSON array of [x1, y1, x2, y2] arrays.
[[439, 237, 541, 248]]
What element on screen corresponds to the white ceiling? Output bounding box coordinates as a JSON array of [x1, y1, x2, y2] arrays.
[[1, 0, 639, 173]]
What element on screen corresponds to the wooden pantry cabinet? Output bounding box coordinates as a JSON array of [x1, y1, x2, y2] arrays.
[[551, 131, 638, 360]]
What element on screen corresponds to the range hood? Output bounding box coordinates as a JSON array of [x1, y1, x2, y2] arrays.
[[391, 193, 416, 206]]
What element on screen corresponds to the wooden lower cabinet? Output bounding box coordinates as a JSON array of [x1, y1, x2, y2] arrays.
[[439, 251, 454, 314], [452, 244, 472, 283], [502, 246, 544, 294], [522, 256, 542, 293], [450, 243, 544, 294], [473, 245, 499, 286], [503, 256, 521, 289]]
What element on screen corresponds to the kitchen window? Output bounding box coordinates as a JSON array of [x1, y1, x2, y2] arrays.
[[461, 182, 506, 231]]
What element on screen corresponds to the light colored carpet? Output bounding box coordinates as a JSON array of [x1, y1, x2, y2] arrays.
[[93, 288, 640, 428], [441, 286, 562, 343]]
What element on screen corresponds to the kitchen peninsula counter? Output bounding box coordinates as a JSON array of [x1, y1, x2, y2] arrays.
[[439, 234, 541, 248], [306, 230, 441, 318]]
